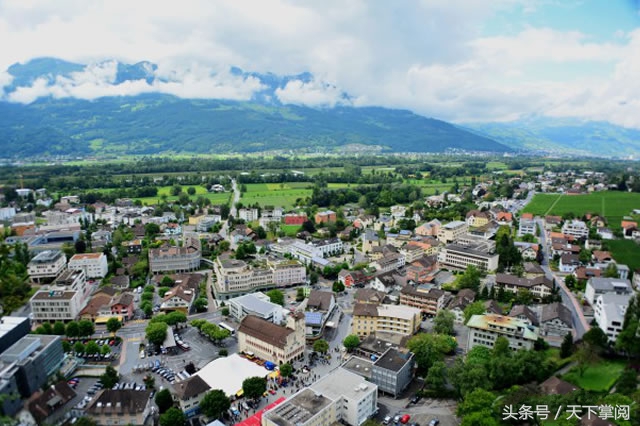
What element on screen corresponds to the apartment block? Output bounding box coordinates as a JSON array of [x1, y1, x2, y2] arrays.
[[148, 235, 201, 273], [437, 221, 468, 244], [438, 244, 499, 272], [399, 286, 446, 316], [466, 314, 539, 351], [30, 270, 88, 322], [238, 313, 306, 365], [27, 250, 67, 283], [352, 303, 421, 337], [68, 252, 108, 279]]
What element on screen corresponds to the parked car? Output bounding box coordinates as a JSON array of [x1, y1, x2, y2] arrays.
[[428, 419, 439, 426], [410, 395, 421, 404], [383, 416, 391, 425]]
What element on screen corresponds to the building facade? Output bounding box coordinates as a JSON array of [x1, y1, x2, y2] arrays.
[[438, 244, 499, 271], [84, 389, 153, 426], [352, 304, 421, 337], [27, 250, 67, 283], [148, 235, 201, 273], [237, 313, 305, 364], [30, 270, 88, 322], [228, 292, 283, 324], [437, 221, 468, 243], [466, 314, 539, 351], [68, 252, 108, 279], [399, 286, 445, 316], [371, 348, 415, 398]]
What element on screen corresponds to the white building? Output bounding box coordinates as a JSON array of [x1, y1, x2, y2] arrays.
[[517, 219, 537, 237], [437, 221, 467, 244], [466, 314, 540, 352], [438, 244, 499, 272], [310, 238, 343, 257], [263, 368, 378, 426], [584, 277, 632, 306], [561, 220, 589, 239], [68, 252, 108, 279], [238, 208, 259, 222], [0, 207, 16, 221], [594, 293, 632, 342], [27, 250, 67, 283], [228, 292, 283, 324], [213, 257, 306, 297], [30, 269, 89, 322]]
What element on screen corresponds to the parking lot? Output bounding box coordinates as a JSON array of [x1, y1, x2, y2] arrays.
[[375, 394, 459, 426]]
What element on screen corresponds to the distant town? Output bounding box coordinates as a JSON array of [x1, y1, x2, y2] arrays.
[[0, 156, 639, 426]]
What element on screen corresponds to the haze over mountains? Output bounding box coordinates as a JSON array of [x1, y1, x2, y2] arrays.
[[0, 58, 637, 158]]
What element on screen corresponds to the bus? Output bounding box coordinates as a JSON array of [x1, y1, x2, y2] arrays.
[[219, 322, 235, 336]]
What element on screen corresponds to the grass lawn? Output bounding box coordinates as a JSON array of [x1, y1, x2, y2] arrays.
[[524, 191, 640, 227], [135, 190, 231, 206], [280, 224, 301, 237], [241, 182, 312, 209], [562, 360, 626, 391], [607, 239, 640, 272]]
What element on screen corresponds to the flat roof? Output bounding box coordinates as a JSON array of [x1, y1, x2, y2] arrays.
[[0, 317, 29, 339], [311, 367, 375, 401], [373, 348, 413, 372], [29, 250, 63, 264], [231, 293, 280, 316], [377, 304, 420, 320], [263, 388, 333, 426], [195, 353, 269, 397], [342, 356, 373, 379], [467, 314, 539, 341]]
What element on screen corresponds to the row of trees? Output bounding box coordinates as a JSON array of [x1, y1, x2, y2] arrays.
[[190, 320, 231, 344]]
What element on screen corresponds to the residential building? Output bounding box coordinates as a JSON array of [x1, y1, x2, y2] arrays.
[[264, 368, 377, 426], [0, 335, 65, 416], [561, 220, 589, 239], [559, 254, 581, 273], [237, 312, 305, 364], [148, 235, 201, 273], [314, 210, 336, 224], [310, 238, 343, 257], [437, 221, 467, 243], [399, 286, 445, 316], [27, 381, 77, 425], [174, 375, 211, 418], [160, 275, 201, 314], [518, 219, 537, 237], [494, 273, 554, 301], [597, 228, 614, 240], [466, 314, 539, 351], [27, 250, 67, 283], [508, 305, 538, 326], [68, 252, 108, 279], [594, 293, 632, 342], [372, 252, 405, 273], [585, 277, 632, 305], [415, 219, 441, 237], [0, 317, 31, 356], [353, 289, 386, 305], [213, 256, 305, 298], [238, 208, 259, 222], [122, 239, 143, 254], [79, 292, 115, 322], [110, 292, 135, 321], [448, 289, 476, 324], [362, 229, 382, 254], [371, 348, 415, 398], [228, 292, 283, 324], [305, 291, 336, 337], [514, 242, 539, 261], [399, 244, 424, 264], [438, 244, 499, 272], [30, 270, 88, 322], [283, 213, 307, 225], [338, 270, 367, 288], [539, 302, 573, 337], [352, 303, 421, 337], [465, 210, 491, 228], [84, 389, 153, 426], [405, 255, 438, 284], [539, 376, 579, 395]]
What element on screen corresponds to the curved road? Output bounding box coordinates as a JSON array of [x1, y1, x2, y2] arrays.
[[536, 217, 589, 338]]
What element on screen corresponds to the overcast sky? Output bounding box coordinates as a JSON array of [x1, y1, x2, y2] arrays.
[[1, 0, 640, 127]]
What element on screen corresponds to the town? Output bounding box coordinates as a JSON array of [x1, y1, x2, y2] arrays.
[[0, 157, 639, 426]]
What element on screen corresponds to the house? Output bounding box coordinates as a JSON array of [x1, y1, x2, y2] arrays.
[[539, 376, 579, 395], [544, 215, 562, 230], [237, 312, 306, 364], [110, 274, 131, 289], [122, 239, 143, 254], [585, 277, 632, 305], [597, 228, 614, 240], [174, 375, 211, 418], [437, 221, 467, 243], [362, 229, 382, 254], [160, 274, 201, 314], [496, 212, 513, 226], [68, 252, 109, 279], [465, 210, 491, 228], [372, 252, 405, 273], [592, 250, 613, 264], [539, 302, 573, 337], [574, 266, 601, 281], [338, 270, 367, 288], [514, 242, 539, 261], [371, 271, 405, 294], [484, 300, 503, 315], [466, 314, 539, 351], [405, 255, 438, 284], [110, 292, 135, 321], [79, 292, 114, 322], [448, 289, 476, 324], [585, 239, 603, 250], [551, 243, 581, 257], [305, 290, 336, 337], [561, 220, 589, 239], [508, 305, 538, 326], [399, 286, 446, 316], [521, 213, 534, 221], [315, 210, 336, 224], [494, 273, 554, 301], [84, 389, 153, 426], [353, 289, 386, 305], [27, 381, 76, 425], [415, 219, 441, 237], [523, 262, 545, 278], [589, 215, 607, 228], [559, 254, 581, 273]]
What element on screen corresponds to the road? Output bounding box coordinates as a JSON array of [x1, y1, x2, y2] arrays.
[[536, 217, 589, 338]]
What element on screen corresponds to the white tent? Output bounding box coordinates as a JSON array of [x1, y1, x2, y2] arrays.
[[195, 353, 268, 397]]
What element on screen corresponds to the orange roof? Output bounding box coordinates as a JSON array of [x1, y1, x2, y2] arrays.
[[70, 253, 104, 260], [621, 220, 637, 229], [521, 213, 534, 220], [497, 212, 513, 221], [549, 232, 574, 242]]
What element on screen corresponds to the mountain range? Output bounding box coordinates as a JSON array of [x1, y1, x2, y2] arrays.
[[0, 58, 638, 158]]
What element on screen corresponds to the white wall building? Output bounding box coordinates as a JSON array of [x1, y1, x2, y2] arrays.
[[561, 220, 589, 239], [467, 314, 540, 352], [437, 221, 467, 243], [68, 252, 108, 279], [30, 269, 88, 322], [228, 292, 283, 324], [238, 208, 259, 222], [438, 244, 499, 271], [594, 293, 631, 342], [27, 250, 67, 283], [584, 277, 632, 306], [517, 219, 537, 237]]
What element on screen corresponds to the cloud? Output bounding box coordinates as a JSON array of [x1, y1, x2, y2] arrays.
[[275, 79, 349, 107]]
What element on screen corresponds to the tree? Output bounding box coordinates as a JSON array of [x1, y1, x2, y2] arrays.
[[425, 360, 447, 393], [560, 332, 574, 358], [62, 340, 71, 352], [564, 275, 576, 289], [53, 321, 66, 335], [266, 289, 285, 306], [575, 343, 599, 377], [458, 265, 481, 291], [332, 281, 345, 293], [161, 275, 174, 286], [313, 339, 330, 354], [407, 333, 457, 375], [194, 298, 208, 312], [221, 306, 230, 316], [74, 418, 98, 426], [85, 340, 100, 355], [158, 286, 171, 297], [615, 368, 638, 395], [100, 366, 120, 389], [65, 321, 80, 338], [74, 342, 85, 354], [106, 318, 122, 335], [463, 301, 486, 324], [74, 239, 87, 254], [433, 309, 455, 335], [200, 389, 231, 420], [457, 388, 497, 417], [492, 337, 511, 358], [142, 302, 153, 318], [160, 407, 185, 426], [582, 326, 608, 352], [170, 185, 182, 196], [279, 363, 293, 378], [35, 322, 53, 335], [146, 322, 168, 346], [100, 344, 111, 356], [143, 375, 155, 389], [78, 320, 95, 337], [242, 376, 267, 401], [603, 263, 619, 278], [218, 349, 228, 357], [343, 335, 360, 352], [309, 271, 319, 284], [145, 223, 160, 238], [155, 389, 174, 414], [296, 287, 306, 302], [187, 187, 196, 196]]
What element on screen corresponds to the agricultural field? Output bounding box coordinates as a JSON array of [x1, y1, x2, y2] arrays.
[[241, 183, 312, 209], [523, 191, 640, 227], [607, 239, 640, 273], [135, 185, 231, 206]]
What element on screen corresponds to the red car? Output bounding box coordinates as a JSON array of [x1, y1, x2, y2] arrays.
[[400, 414, 411, 424], [269, 389, 276, 395]]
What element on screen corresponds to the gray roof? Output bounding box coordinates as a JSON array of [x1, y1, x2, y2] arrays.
[[509, 305, 539, 326], [598, 293, 632, 324], [311, 367, 376, 401], [306, 291, 334, 312], [342, 356, 374, 379], [231, 293, 280, 316], [588, 277, 631, 292], [373, 348, 414, 372], [540, 302, 572, 326], [263, 388, 333, 426]]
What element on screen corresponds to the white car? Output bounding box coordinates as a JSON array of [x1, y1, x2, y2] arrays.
[[140, 351, 145, 359]]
